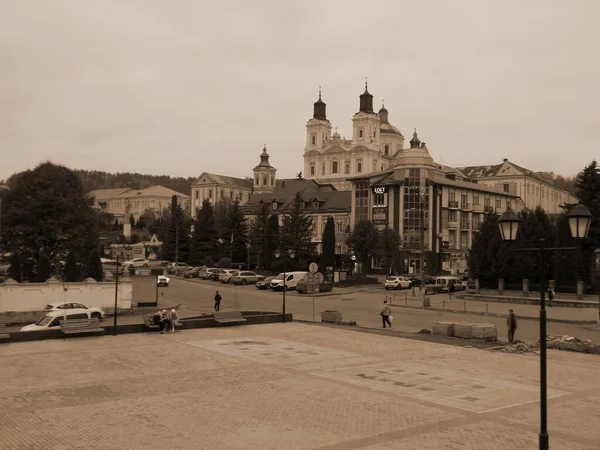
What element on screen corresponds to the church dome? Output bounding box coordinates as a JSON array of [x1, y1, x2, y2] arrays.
[[393, 131, 435, 168], [378, 102, 403, 136]]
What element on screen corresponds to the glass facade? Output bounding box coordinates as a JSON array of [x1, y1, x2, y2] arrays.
[[355, 182, 369, 223], [403, 169, 429, 250]]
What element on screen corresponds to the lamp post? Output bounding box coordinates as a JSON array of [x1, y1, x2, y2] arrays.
[[499, 204, 592, 450], [274, 248, 295, 322], [113, 245, 131, 336]]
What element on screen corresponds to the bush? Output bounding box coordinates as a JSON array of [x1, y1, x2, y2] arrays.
[[8, 252, 22, 282], [270, 258, 300, 274], [36, 253, 51, 282], [63, 251, 78, 282], [203, 256, 213, 267], [217, 257, 231, 268]]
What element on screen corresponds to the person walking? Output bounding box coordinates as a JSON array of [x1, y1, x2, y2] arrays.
[[448, 279, 456, 301], [507, 309, 518, 343], [380, 300, 392, 328], [170, 308, 180, 332], [214, 291, 222, 312], [547, 287, 554, 307]]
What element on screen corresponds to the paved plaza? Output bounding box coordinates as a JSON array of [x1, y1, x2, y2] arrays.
[[1, 324, 600, 449]]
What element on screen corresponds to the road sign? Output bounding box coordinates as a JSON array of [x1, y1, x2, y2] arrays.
[[309, 262, 319, 274]]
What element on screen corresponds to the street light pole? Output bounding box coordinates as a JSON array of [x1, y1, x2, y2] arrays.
[[113, 250, 120, 336], [538, 239, 548, 449], [420, 196, 426, 296]]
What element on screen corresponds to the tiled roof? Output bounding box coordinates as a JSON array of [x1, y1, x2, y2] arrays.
[[192, 173, 253, 190], [458, 160, 549, 184], [87, 188, 131, 200], [121, 185, 189, 198]]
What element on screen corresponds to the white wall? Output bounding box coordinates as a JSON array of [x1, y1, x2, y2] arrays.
[[0, 277, 133, 313]]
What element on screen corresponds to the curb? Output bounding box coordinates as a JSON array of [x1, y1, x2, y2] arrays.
[[390, 304, 597, 325]]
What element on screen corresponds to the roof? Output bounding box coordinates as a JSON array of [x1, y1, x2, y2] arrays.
[[88, 188, 131, 201], [458, 160, 550, 184], [428, 173, 520, 197], [121, 185, 189, 198], [192, 172, 253, 190], [380, 122, 403, 136]]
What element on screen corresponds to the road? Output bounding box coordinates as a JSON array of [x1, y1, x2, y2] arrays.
[[158, 277, 600, 343]]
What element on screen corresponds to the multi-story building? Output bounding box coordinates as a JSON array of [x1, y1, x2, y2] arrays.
[[458, 159, 577, 214], [241, 178, 351, 256], [349, 133, 522, 276], [88, 185, 190, 223], [190, 146, 277, 215], [303, 84, 403, 191]]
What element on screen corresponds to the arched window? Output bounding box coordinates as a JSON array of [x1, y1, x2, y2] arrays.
[[345, 163, 350, 174], [359, 129, 363, 138], [263, 176, 267, 186], [332, 161, 338, 174], [357, 160, 362, 173], [311, 135, 316, 145], [310, 165, 315, 176], [384, 144, 389, 156], [321, 165, 325, 175]]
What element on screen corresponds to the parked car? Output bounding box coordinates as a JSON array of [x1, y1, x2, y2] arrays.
[[21, 309, 95, 331], [425, 276, 467, 294], [100, 258, 116, 264], [157, 275, 170, 287], [168, 262, 190, 274], [219, 269, 239, 283], [122, 258, 149, 268], [201, 268, 220, 279], [408, 274, 436, 287], [183, 266, 204, 278], [256, 276, 275, 290], [270, 272, 308, 291], [231, 271, 265, 285], [384, 276, 412, 290], [43, 302, 105, 320], [296, 278, 333, 294], [208, 269, 225, 281]]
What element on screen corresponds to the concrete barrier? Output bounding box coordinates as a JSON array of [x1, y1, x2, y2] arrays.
[[432, 321, 455, 337], [453, 322, 474, 339], [471, 323, 498, 341]]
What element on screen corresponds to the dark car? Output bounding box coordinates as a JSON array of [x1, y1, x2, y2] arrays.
[[183, 266, 203, 278], [408, 274, 436, 287], [208, 269, 225, 281], [255, 276, 275, 289], [295, 278, 333, 294]]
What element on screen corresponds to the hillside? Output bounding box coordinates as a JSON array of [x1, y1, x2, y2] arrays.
[[74, 170, 195, 195]]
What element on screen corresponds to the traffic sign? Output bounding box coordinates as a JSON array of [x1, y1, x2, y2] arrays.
[[309, 262, 319, 274]]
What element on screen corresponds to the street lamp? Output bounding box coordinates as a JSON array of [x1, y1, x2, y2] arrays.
[[498, 203, 592, 450], [113, 244, 131, 336], [274, 248, 295, 322]]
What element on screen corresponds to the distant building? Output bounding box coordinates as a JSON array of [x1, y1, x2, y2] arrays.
[[458, 159, 577, 214], [88, 185, 190, 223], [241, 178, 352, 255]]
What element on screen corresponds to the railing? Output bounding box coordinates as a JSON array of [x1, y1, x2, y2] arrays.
[[473, 204, 484, 212], [483, 205, 494, 213], [447, 221, 458, 229], [460, 202, 471, 210], [448, 200, 459, 208]]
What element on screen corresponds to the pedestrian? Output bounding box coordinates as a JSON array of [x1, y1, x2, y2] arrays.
[[448, 279, 456, 301], [170, 308, 180, 333], [160, 309, 171, 334], [547, 287, 554, 307], [214, 290, 222, 312], [380, 300, 392, 328], [507, 309, 517, 343]]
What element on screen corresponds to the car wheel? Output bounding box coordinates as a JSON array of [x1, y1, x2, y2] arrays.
[[241, 280, 247, 285], [143, 263, 149, 267], [91, 312, 102, 320]]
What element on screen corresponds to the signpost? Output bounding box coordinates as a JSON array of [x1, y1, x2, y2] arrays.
[[307, 263, 323, 322]]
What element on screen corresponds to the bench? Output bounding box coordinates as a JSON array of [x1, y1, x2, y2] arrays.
[[60, 318, 105, 337], [143, 315, 183, 332], [0, 320, 10, 341], [214, 311, 247, 326]]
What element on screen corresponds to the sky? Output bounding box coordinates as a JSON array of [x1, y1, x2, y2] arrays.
[[1, 0, 599, 182]]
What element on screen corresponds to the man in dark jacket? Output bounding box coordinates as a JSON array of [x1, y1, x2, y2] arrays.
[[214, 291, 222, 312], [507, 309, 517, 343]]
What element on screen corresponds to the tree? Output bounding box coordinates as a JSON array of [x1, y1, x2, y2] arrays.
[[36, 253, 51, 282], [225, 201, 248, 263], [1, 162, 100, 275], [346, 220, 378, 277], [129, 214, 135, 228], [8, 251, 22, 282], [112, 219, 119, 231], [377, 228, 401, 276], [161, 196, 191, 262], [281, 192, 315, 259], [87, 249, 104, 281], [189, 200, 217, 266], [322, 216, 336, 268], [64, 251, 78, 282], [248, 203, 270, 268], [468, 213, 506, 287], [575, 160, 600, 286], [265, 214, 280, 269]]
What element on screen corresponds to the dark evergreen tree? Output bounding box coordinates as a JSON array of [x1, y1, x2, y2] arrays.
[[281, 192, 315, 259], [129, 214, 135, 227], [248, 202, 270, 268], [265, 213, 280, 269], [225, 201, 247, 263], [87, 249, 104, 281], [575, 160, 600, 286], [190, 199, 217, 266], [112, 219, 119, 231], [322, 216, 336, 268], [468, 213, 507, 287], [36, 253, 51, 282], [161, 203, 190, 263], [8, 251, 22, 282], [346, 220, 378, 277], [64, 251, 78, 282], [377, 227, 400, 276]]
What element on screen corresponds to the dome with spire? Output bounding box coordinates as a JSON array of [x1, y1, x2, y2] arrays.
[[253, 145, 274, 169], [409, 129, 421, 148], [378, 101, 403, 136], [393, 130, 435, 168], [313, 87, 327, 121], [359, 79, 374, 114]]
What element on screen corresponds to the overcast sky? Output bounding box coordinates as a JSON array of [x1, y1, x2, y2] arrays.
[[1, 0, 598, 182]]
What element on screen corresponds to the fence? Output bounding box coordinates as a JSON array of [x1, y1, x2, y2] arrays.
[[385, 290, 492, 315]]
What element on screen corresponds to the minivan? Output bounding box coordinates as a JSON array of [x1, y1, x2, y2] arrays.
[[434, 276, 466, 293], [20, 309, 93, 332], [270, 271, 308, 291]]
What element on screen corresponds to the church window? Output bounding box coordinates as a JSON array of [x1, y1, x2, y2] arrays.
[[255, 175, 259, 185], [357, 160, 362, 173], [345, 162, 350, 174], [220, 190, 224, 199], [384, 144, 389, 156], [230, 190, 233, 199], [310, 165, 315, 176], [263, 176, 267, 186], [381, 166, 384, 171], [311, 135, 316, 145], [313, 201, 319, 209], [374, 130, 376, 138], [332, 161, 338, 174], [373, 160, 377, 172], [322, 165, 325, 175], [359, 129, 363, 138]]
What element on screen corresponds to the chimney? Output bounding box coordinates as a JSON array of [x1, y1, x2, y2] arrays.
[[503, 158, 508, 162]]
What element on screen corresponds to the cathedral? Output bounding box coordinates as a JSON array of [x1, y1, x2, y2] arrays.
[[303, 82, 407, 191]]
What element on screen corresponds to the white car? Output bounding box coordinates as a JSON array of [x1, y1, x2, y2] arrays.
[[43, 302, 105, 320], [219, 269, 238, 283], [21, 309, 96, 331], [157, 275, 170, 287], [100, 258, 116, 264], [384, 276, 412, 290], [123, 258, 149, 268]]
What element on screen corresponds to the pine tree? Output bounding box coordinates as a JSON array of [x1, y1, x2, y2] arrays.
[[248, 203, 270, 268], [346, 220, 378, 277], [87, 249, 104, 281], [281, 192, 315, 260], [64, 251, 78, 282], [322, 216, 336, 268], [8, 251, 22, 282], [468, 213, 507, 287], [377, 227, 400, 276], [575, 160, 600, 285], [36, 253, 51, 282], [265, 213, 280, 269], [225, 201, 247, 263], [190, 199, 217, 266]]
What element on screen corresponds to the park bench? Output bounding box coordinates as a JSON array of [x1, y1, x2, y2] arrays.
[[214, 311, 247, 326], [143, 314, 161, 332], [0, 318, 10, 341], [60, 318, 104, 337]]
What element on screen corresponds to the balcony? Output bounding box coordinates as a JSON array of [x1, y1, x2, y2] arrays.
[[460, 221, 470, 230], [473, 204, 483, 213], [460, 202, 471, 210], [483, 205, 494, 213], [495, 208, 505, 215], [448, 200, 459, 209], [447, 221, 458, 229]]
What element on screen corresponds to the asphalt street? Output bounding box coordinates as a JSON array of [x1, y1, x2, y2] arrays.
[[158, 277, 600, 343]]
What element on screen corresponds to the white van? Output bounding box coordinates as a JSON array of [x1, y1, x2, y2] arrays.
[[434, 276, 466, 293], [20, 309, 93, 332], [270, 271, 308, 291]]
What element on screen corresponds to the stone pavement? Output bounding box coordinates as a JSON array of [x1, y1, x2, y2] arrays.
[[2, 323, 598, 449]]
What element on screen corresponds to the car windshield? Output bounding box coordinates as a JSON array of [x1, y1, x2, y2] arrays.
[[232, 272, 240, 276], [275, 274, 285, 280], [36, 316, 54, 326]]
